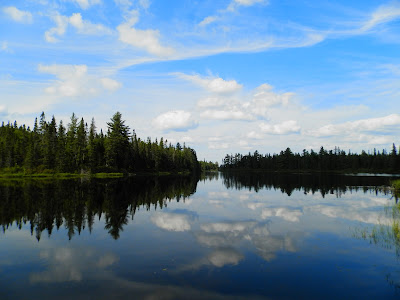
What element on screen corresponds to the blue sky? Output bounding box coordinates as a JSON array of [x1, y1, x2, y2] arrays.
[[1, 0, 400, 161]]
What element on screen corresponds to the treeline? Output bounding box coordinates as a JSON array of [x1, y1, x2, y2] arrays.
[[221, 146, 400, 173], [199, 160, 219, 172], [0, 112, 200, 174]]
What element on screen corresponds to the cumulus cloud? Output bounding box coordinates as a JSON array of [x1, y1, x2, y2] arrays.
[[245, 83, 294, 117], [38, 64, 121, 97], [117, 11, 174, 56], [3, 6, 33, 24], [176, 73, 242, 94], [308, 114, 400, 137], [69, 13, 112, 35], [152, 110, 197, 131], [66, 0, 102, 10], [259, 120, 301, 135], [151, 212, 193, 232], [194, 82, 295, 121]]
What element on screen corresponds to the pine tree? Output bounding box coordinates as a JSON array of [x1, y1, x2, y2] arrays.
[[105, 112, 130, 171]]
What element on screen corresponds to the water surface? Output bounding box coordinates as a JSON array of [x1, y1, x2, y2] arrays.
[[1, 173, 399, 299]]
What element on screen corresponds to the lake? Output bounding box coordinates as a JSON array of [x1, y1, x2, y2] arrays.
[[1, 172, 400, 299]]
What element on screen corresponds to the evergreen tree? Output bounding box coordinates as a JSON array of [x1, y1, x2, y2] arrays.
[[105, 112, 130, 171]]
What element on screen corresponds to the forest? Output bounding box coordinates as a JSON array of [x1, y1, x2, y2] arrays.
[[221, 145, 400, 173], [0, 112, 200, 175]]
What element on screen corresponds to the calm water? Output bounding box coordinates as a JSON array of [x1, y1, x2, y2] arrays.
[[1, 172, 400, 299]]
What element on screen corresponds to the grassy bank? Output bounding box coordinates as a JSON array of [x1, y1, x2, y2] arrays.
[[393, 179, 400, 194], [0, 170, 193, 180], [0, 172, 124, 179]]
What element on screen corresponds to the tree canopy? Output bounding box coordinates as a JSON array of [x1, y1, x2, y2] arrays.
[[0, 112, 200, 175]]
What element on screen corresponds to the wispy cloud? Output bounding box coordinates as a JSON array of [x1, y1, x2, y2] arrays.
[[65, 0, 102, 10], [175, 73, 242, 94], [45, 11, 112, 42], [360, 2, 400, 32]]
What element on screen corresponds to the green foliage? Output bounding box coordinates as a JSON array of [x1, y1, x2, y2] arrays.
[[199, 160, 219, 172], [0, 112, 200, 175]]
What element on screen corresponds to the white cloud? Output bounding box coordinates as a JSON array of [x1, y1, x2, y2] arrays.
[[38, 64, 121, 97], [117, 11, 174, 56], [208, 142, 229, 150], [152, 110, 197, 131], [259, 120, 300, 135], [198, 16, 218, 27], [247, 131, 263, 139], [227, 0, 268, 11], [69, 13, 112, 35], [0, 105, 7, 115], [138, 0, 150, 9], [309, 114, 400, 137], [45, 12, 112, 42], [66, 0, 102, 10], [176, 73, 242, 94], [3, 6, 33, 24], [151, 212, 192, 232], [201, 109, 254, 121], [245, 83, 294, 117], [360, 3, 400, 32], [45, 13, 69, 42], [197, 97, 232, 108], [100, 78, 122, 91], [114, 0, 132, 8]]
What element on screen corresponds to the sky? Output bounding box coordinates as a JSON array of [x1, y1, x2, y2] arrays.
[[1, 0, 400, 162]]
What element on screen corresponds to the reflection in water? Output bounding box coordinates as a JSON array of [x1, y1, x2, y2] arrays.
[[30, 247, 118, 283], [151, 211, 197, 232], [355, 202, 400, 257], [2, 172, 400, 299], [222, 171, 395, 197], [0, 175, 198, 240]]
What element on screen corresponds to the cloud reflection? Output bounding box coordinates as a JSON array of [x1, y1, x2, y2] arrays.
[[195, 221, 300, 263], [261, 207, 303, 222], [151, 211, 196, 232], [30, 247, 118, 283]]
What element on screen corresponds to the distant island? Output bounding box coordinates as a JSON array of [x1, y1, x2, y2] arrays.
[[221, 146, 400, 174], [0, 112, 200, 177]]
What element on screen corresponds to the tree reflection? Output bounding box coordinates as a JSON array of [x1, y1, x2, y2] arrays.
[[0, 175, 198, 240], [222, 171, 395, 197]]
